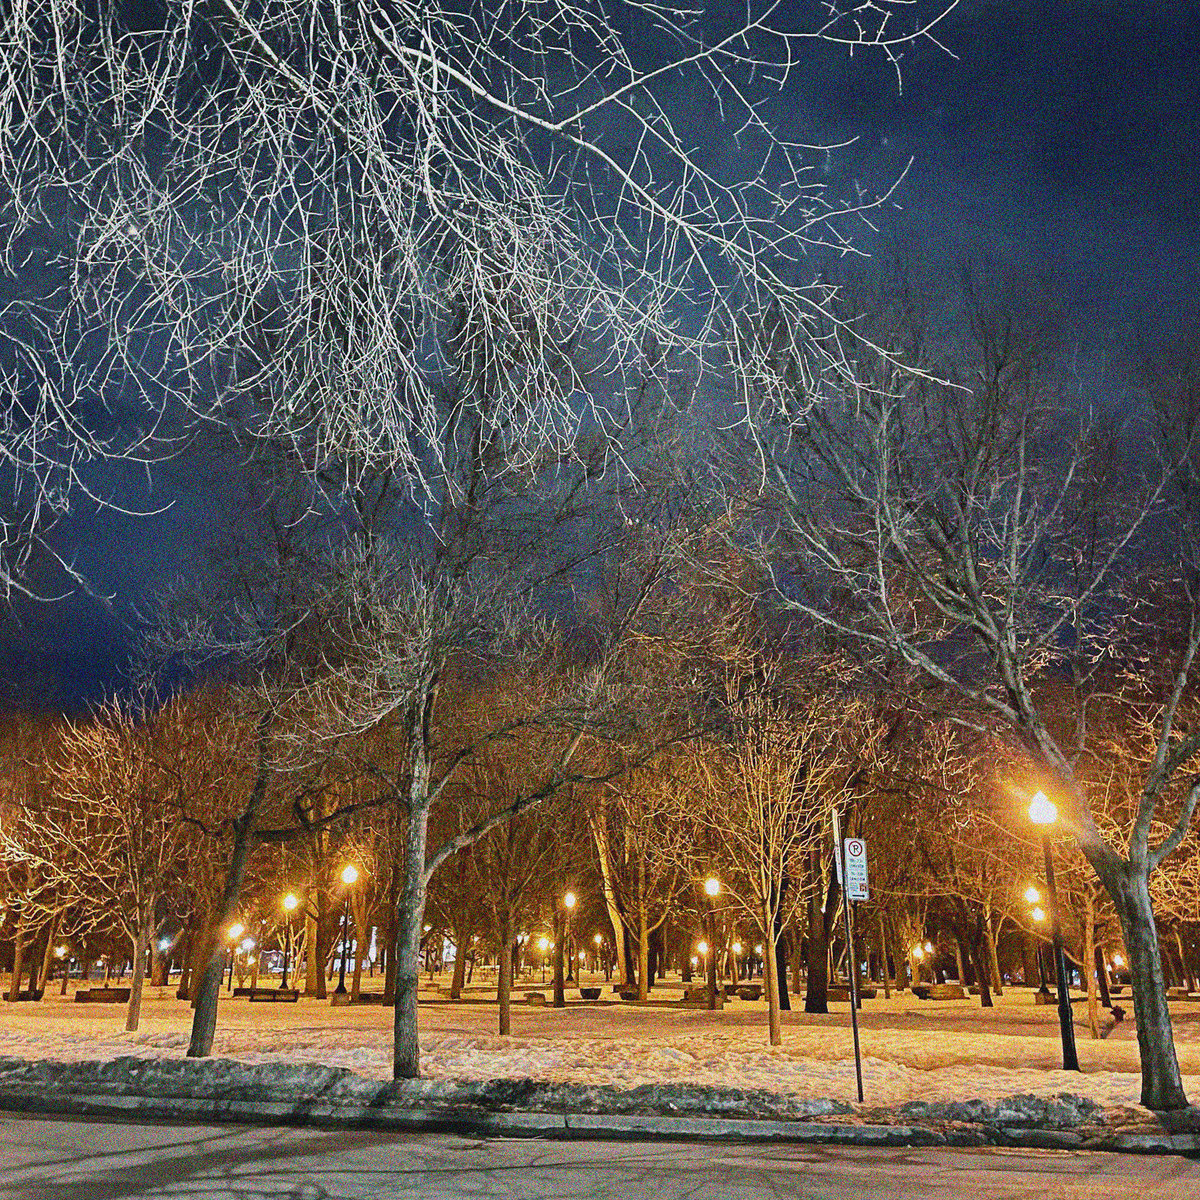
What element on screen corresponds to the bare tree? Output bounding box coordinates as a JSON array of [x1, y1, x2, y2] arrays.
[[735, 281, 1200, 1108]]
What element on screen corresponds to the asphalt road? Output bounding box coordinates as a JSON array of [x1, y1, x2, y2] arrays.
[[3, 1113, 1200, 1200]]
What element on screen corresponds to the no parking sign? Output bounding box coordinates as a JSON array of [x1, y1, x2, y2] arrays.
[[843, 838, 869, 901]]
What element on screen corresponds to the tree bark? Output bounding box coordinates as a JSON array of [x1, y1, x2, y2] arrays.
[[985, 907, 1003, 996], [188, 735, 270, 1058], [763, 904, 782, 1045], [35, 911, 61, 999], [449, 927, 469, 1000], [1084, 894, 1101, 1040], [8, 912, 24, 1002], [126, 897, 155, 1032], [804, 850, 837, 1014], [877, 911, 891, 1000], [552, 910, 566, 1008], [589, 804, 628, 987], [497, 911, 514, 1035], [1116, 869, 1187, 1109], [392, 791, 430, 1079]]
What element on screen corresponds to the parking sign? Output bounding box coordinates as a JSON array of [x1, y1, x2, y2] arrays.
[[844, 838, 869, 901]]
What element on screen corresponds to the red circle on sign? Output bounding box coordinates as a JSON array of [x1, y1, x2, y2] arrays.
[[847, 840, 863, 856]]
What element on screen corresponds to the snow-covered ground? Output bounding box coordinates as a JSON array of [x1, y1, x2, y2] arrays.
[[2, 980, 1197, 1113]]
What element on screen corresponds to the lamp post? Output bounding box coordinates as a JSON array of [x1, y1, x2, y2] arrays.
[[280, 893, 299, 989], [703, 876, 720, 1009], [1029, 791, 1080, 1071], [335, 864, 359, 996], [1025, 886, 1051, 997], [593, 932, 603, 979], [563, 892, 577, 983], [538, 936, 549, 983], [226, 923, 245, 991]]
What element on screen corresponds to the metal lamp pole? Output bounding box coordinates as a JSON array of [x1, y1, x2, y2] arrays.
[[280, 893, 298, 990], [335, 865, 359, 996], [1029, 793, 1080, 1072], [226, 923, 244, 992], [703, 877, 720, 1008], [563, 892, 577, 983]]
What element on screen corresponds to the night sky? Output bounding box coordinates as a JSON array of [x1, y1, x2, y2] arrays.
[[3, 0, 1197, 709]]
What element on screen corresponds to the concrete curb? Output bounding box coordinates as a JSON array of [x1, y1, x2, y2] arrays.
[[2, 1089, 1198, 1155]]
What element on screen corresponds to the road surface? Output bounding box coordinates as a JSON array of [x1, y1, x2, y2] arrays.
[[3, 1112, 1199, 1199]]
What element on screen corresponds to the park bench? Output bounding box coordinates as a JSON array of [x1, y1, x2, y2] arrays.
[[74, 987, 131, 1003], [4, 989, 43, 1002], [524, 991, 546, 1005], [579, 987, 601, 1000], [231, 987, 299, 1002], [737, 985, 762, 1001]]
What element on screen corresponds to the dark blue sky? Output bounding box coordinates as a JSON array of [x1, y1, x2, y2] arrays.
[[4, 0, 1197, 709]]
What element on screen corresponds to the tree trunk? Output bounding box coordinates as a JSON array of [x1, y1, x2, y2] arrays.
[[637, 890, 650, 1002], [8, 913, 25, 1002], [589, 804, 629, 987], [188, 739, 269, 1058], [985, 907, 1003, 996], [774, 916, 791, 1011], [804, 850, 836, 1014], [877, 911, 891, 1000], [763, 904, 782, 1046], [351, 897, 366, 1002], [1084, 894, 1101, 1040], [126, 898, 155, 1032], [552, 910, 566, 1008], [383, 865, 400, 1006], [36, 912, 61, 999], [393, 790, 431, 1080], [1116, 868, 1187, 1109], [1174, 928, 1196, 994], [496, 909, 513, 1035], [450, 927, 469, 1000], [1095, 944, 1112, 1008]]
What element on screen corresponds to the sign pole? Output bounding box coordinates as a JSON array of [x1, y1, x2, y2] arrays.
[[832, 808, 864, 1103]]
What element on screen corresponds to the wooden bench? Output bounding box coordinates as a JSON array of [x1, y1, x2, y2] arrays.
[[738, 984, 763, 1001], [579, 987, 601, 1000], [75, 987, 131, 1003], [233, 987, 299, 1002], [525, 991, 546, 1005]]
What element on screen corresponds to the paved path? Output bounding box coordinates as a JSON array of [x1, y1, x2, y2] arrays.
[[3, 1113, 1200, 1199]]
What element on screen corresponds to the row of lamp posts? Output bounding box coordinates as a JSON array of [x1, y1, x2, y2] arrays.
[[224, 862, 363, 994]]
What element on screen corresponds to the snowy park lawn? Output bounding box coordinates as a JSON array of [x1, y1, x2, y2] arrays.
[[1, 981, 1197, 1115]]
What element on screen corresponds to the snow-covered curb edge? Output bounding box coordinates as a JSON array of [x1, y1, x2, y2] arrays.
[[0, 1056, 1194, 1155]]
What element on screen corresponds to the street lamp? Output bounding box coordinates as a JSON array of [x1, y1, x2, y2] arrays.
[[1030, 905, 1050, 994], [732, 941, 742, 982], [1029, 791, 1080, 1071], [702, 876, 720, 1009], [335, 864, 360, 996], [563, 891, 577, 983], [538, 935, 550, 983], [280, 892, 299, 990], [226, 922, 245, 991]]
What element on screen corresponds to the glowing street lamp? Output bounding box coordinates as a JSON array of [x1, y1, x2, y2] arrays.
[[226, 922, 245, 991], [280, 892, 299, 990], [1029, 790, 1079, 1071], [335, 864, 360, 996], [701, 876, 721, 1009], [1024, 886, 1041, 905], [563, 891, 578, 984]]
